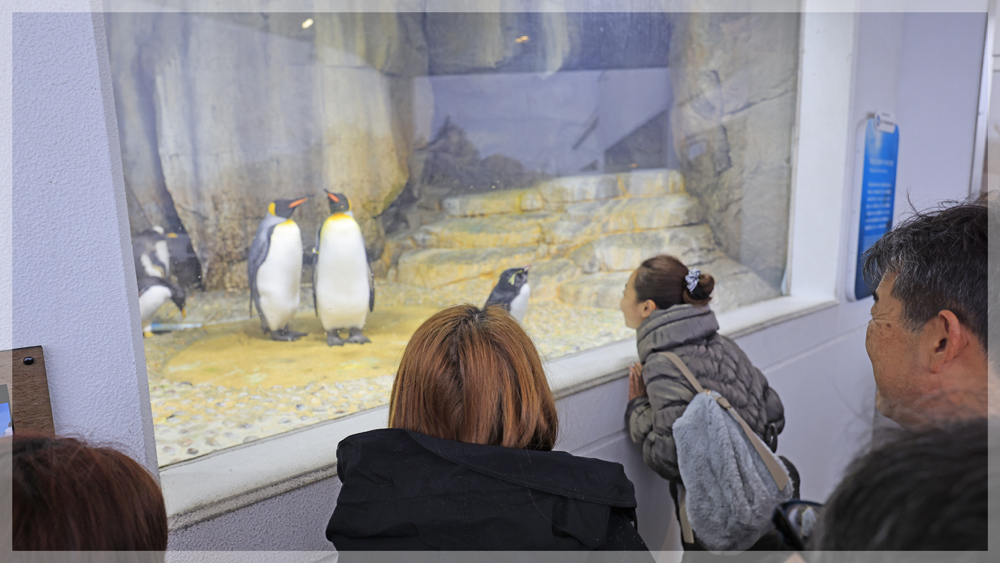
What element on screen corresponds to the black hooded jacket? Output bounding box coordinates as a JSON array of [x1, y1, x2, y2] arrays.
[[326, 428, 649, 552]]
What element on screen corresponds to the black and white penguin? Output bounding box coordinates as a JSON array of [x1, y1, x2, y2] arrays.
[[133, 226, 171, 279], [248, 197, 309, 341], [485, 265, 531, 322], [138, 276, 186, 336], [314, 191, 374, 346]]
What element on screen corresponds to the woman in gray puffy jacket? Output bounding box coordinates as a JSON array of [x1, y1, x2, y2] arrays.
[[620, 254, 794, 550]]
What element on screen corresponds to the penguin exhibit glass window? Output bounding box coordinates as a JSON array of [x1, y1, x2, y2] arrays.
[[108, 11, 799, 465]]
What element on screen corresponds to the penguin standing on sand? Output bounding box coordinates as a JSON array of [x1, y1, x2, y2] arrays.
[[314, 191, 374, 346], [485, 265, 531, 322], [248, 197, 309, 341], [138, 276, 185, 336], [133, 226, 172, 279]]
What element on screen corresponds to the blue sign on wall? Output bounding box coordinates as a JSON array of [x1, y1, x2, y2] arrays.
[[854, 116, 899, 300]]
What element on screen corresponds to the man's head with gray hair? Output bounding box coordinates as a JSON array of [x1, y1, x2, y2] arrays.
[[862, 196, 987, 426]]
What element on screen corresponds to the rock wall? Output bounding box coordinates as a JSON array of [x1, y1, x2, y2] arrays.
[[668, 12, 799, 288], [108, 12, 425, 289], [106, 13, 181, 235], [108, 10, 582, 291]]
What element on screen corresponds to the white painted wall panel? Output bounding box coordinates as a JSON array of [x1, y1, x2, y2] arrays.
[[11, 9, 156, 470]]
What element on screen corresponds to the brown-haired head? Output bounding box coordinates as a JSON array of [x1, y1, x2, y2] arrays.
[[635, 255, 714, 308], [388, 304, 558, 451], [7, 433, 168, 552], [621, 255, 715, 329]]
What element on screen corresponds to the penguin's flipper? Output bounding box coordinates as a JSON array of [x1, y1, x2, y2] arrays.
[[484, 287, 512, 312], [368, 260, 375, 312], [314, 224, 323, 317], [150, 255, 169, 279], [247, 220, 276, 329]]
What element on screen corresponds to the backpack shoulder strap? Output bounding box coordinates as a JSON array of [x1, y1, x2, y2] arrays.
[[662, 352, 706, 394], [662, 352, 789, 491]]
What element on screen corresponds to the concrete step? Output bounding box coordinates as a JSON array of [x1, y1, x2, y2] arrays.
[[536, 174, 623, 207], [527, 258, 581, 300], [558, 256, 781, 312], [442, 188, 543, 217], [567, 225, 724, 275], [396, 246, 539, 288], [418, 212, 558, 249], [440, 169, 684, 218], [544, 194, 704, 248], [622, 169, 685, 197], [558, 272, 631, 310], [421, 193, 702, 251]]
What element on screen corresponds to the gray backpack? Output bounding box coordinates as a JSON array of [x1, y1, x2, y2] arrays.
[[665, 352, 793, 553]]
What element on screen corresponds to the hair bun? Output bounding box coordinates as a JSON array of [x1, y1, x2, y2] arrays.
[[683, 272, 714, 305], [697, 273, 715, 297]]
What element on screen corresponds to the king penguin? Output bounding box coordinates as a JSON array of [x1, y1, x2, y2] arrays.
[[485, 265, 531, 322], [138, 275, 185, 336], [248, 197, 309, 341], [133, 226, 172, 279], [314, 191, 374, 346]]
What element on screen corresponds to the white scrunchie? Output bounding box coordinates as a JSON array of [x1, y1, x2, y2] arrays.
[[685, 269, 701, 293]]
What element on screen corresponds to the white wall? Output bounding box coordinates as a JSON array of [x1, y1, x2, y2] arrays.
[[6, 8, 987, 556], [894, 13, 985, 206], [10, 9, 157, 471]]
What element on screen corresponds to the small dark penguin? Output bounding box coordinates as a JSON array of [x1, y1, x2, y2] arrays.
[[138, 276, 186, 336], [485, 265, 531, 322], [248, 197, 309, 341]]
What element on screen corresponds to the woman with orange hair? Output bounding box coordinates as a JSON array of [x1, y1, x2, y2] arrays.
[[326, 304, 649, 552]]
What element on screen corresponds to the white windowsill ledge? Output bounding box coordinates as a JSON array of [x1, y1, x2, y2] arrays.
[[161, 295, 836, 530]]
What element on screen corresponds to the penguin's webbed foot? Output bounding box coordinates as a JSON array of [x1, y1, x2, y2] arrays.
[[271, 327, 305, 342], [346, 327, 371, 345], [327, 330, 346, 347]]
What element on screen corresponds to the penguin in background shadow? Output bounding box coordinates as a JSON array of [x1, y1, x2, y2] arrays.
[[314, 191, 374, 346], [485, 265, 531, 322], [133, 226, 173, 279], [138, 276, 185, 336], [248, 197, 309, 341]]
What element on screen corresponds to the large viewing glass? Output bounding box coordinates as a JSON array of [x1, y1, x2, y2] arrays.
[[107, 10, 799, 465]]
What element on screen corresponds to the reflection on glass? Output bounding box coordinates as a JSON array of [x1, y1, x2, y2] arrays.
[[107, 11, 798, 465]]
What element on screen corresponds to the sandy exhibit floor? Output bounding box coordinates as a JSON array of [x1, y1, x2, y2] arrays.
[[146, 279, 633, 466]]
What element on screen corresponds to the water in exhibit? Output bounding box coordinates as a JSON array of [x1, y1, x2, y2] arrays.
[[106, 10, 800, 465]]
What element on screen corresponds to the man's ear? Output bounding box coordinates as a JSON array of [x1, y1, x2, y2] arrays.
[[926, 310, 968, 373]]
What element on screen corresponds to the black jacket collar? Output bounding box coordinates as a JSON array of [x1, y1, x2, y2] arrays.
[[329, 428, 640, 551]]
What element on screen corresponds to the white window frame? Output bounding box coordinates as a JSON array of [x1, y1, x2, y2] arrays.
[[156, 7, 858, 526]]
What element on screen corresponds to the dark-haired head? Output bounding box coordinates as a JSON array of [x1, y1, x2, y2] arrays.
[[811, 418, 989, 552], [863, 196, 987, 350], [620, 255, 715, 329], [388, 304, 558, 451], [862, 197, 988, 425], [4, 433, 168, 554]]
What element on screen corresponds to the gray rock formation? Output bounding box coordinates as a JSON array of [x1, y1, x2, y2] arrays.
[[388, 169, 780, 312], [107, 12, 426, 289], [668, 11, 799, 288]]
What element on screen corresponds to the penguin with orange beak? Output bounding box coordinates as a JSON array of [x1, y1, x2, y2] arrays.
[[248, 197, 309, 341], [314, 191, 374, 346]]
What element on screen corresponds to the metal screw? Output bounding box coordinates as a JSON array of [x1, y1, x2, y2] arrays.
[[23, 357, 34, 366]]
